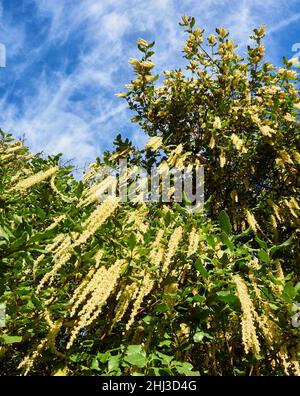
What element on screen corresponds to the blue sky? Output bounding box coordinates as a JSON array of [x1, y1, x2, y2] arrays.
[[0, 0, 299, 167]]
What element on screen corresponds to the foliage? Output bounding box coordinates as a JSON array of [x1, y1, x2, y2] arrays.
[[0, 17, 299, 376], [119, 17, 300, 273]]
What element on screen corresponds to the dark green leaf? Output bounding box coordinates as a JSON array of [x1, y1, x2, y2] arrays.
[[218, 210, 232, 235]]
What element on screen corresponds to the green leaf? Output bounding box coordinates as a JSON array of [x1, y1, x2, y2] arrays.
[[36, 208, 46, 220], [0, 226, 9, 241], [127, 233, 137, 250], [90, 358, 100, 371], [269, 236, 293, 256], [216, 290, 238, 304], [154, 303, 169, 313], [124, 353, 147, 368], [232, 227, 251, 241], [1, 335, 22, 344], [158, 340, 172, 347], [193, 331, 212, 343], [194, 259, 208, 278], [97, 352, 110, 363], [258, 249, 269, 263], [190, 17, 195, 28], [255, 236, 268, 251], [193, 294, 206, 303], [155, 352, 173, 365], [283, 283, 296, 299], [173, 361, 200, 376], [220, 232, 235, 251], [108, 354, 120, 372], [218, 210, 232, 235], [142, 315, 153, 325], [295, 282, 300, 294], [126, 345, 144, 355], [75, 181, 84, 197], [206, 235, 216, 248]]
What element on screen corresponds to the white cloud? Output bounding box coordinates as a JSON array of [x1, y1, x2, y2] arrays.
[[0, 0, 299, 166], [101, 12, 130, 41]]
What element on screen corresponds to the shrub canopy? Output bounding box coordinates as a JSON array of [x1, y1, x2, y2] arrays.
[[0, 17, 299, 376]]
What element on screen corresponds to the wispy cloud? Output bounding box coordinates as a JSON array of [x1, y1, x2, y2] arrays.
[[0, 0, 299, 165]]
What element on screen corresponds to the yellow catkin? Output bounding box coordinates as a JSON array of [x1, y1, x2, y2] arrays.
[[52, 367, 68, 376], [231, 133, 247, 153], [247, 257, 261, 270], [6, 144, 23, 153], [22, 153, 36, 161], [137, 38, 149, 47], [249, 274, 277, 346], [220, 150, 226, 168], [18, 338, 48, 375], [70, 266, 107, 316], [150, 247, 164, 268], [50, 175, 75, 202], [179, 228, 199, 282], [45, 215, 66, 231], [67, 260, 124, 349], [276, 261, 284, 282], [47, 234, 68, 253], [44, 311, 64, 359], [74, 197, 119, 246], [284, 198, 299, 218], [149, 229, 165, 267], [126, 273, 154, 330], [69, 251, 104, 308], [36, 199, 117, 293], [162, 226, 183, 274], [18, 312, 63, 375], [11, 166, 58, 192], [230, 190, 238, 203], [71, 264, 97, 297], [213, 116, 222, 129], [187, 228, 199, 257], [233, 275, 260, 355], [292, 150, 300, 164], [33, 233, 66, 278], [279, 346, 291, 375], [177, 323, 190, 341], [127, 206, 149, 240], [209, 134, 216, 149], [260, 125, 274, 137], [93, 250, 104, 268], [278, 150, 293, 165], [131, 177, 149, 204], [32, 254, 45, 279], [4, 140, 22, 150], [78, 175, 117, 207], [10, 171, 24, 184], [112, 282, 139, 327], [290, 197, 300, 211], [271, 261, 285, 294], [246, 210, 260, 233], [36, 235, 72, 293], [158, 161, 169, 174], [271, 214, 277, 229], [0, 153, 13, 162], [140, 60, 155, 69], [167, 145, 184, 167], [279, 347, 300, 376], [291, 360, 300, 376], [145, 136, 163, 151], [83, 162, 98, 181], [253, 310, 275, 346], [267, 199, 282, 222]]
